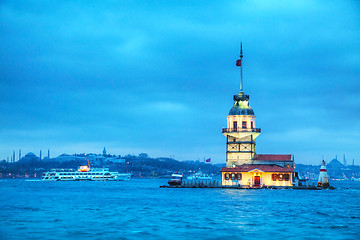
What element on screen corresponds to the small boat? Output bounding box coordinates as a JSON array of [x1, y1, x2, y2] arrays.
[[187, 171, 212, 180], [168, 173, 183, 186], [42, 157, 131, 181]]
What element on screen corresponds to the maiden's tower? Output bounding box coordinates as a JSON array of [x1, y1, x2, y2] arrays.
[[220, 44, 295, 188]]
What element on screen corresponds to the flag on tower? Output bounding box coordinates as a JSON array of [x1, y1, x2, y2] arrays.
[[236, 59, 241, 66]]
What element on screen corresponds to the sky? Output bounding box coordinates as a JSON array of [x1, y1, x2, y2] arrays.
[[1, 0, 359, 164]]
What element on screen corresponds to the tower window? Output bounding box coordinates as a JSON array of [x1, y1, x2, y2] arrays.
[[233, 121, 237, 130], [251, 122, 254, 129], [242, 121, 247, 128]]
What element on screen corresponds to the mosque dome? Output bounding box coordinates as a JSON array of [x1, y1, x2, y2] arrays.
[[228, 92, 255, 116], [25, 152, 37, 157], [19, 152, 39, 162]]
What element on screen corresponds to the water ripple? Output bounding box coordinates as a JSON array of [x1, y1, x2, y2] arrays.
[[0, 179, 359, 240]]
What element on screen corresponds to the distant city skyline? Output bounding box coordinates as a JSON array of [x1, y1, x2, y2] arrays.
[[4, 147, 359, 167], [1, 1, 359, 164]]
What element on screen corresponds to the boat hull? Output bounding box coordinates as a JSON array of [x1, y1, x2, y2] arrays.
[[168, 180, 182, 186]]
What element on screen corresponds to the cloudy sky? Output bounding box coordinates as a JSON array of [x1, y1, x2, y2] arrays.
[[1, 0, 359, 164]]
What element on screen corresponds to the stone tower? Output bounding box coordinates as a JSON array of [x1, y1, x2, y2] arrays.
[[222, 44, 261, 167], [103, 147, 107, 156]]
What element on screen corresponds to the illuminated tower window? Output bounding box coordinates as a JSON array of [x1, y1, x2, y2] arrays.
[[233, 121, 237, 130]]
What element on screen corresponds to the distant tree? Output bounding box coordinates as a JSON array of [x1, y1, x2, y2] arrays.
[[139, 153, 149, 159], [124, 154, 135, 159]]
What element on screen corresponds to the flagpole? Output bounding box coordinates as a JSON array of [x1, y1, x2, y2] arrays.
[[240, 42, 243, 92]]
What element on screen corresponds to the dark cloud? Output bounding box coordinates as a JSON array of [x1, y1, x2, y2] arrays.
[[1, 0, 359, 164]]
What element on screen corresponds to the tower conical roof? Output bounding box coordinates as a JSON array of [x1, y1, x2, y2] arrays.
[[228, 92, 254, 116]]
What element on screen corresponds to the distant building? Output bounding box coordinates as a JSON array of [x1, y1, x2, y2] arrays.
[[220, 46, 294, 188], [103, 147, 106, 156], [20, 152, 40, 162], [55, 154, 85, 162], [87, 154, 105, 164], [327, 158, 344, 169], [107, 158, 125, 164]]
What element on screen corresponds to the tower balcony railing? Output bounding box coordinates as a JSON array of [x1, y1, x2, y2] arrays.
[[222, 127, 261, 133]]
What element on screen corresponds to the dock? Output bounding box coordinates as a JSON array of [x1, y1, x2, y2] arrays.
[[160, 179, 333, 190]]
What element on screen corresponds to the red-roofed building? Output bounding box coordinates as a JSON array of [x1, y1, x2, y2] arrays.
[[221, 164, 295, 173], [253, 154, 292, 161], [220, 164, 294, 187], [252, 154, 294, 168], [220, 48, 295, 187]]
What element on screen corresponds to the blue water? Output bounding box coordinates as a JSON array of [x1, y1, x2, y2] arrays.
[[0, 179, 359, 240]]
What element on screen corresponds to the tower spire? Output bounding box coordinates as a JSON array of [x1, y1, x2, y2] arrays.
[[236, 42, 244, 92], [240, 42, 243, 92]]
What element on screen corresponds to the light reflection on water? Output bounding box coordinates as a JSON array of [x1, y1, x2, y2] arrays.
[[0, 179, 359, 239]]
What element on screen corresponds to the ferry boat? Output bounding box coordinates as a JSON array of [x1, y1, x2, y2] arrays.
[[42, 164, 131, 181], [168, 173, 183, 186]]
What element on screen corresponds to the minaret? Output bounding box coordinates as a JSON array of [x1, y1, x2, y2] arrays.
[[48, 149, 50, 159], [40, 150, 42, 160], [19, 149, 21, 161], [222, 43, 261, 167], [13, 151, 15, 163]]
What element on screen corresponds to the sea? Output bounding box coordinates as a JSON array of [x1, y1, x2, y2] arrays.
[[0, 179, 359, 240]]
